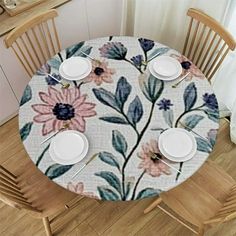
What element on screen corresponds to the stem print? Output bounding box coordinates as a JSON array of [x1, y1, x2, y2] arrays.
[[99, 38, 169, 74], [158, 82, 219, 181], [94, 75, 164, 200]]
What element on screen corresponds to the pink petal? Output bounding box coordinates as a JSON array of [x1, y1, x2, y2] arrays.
[[48, 86, 63, 103], [67, 182, 76, 192], [70, 88, 80, 104], [76, 102, 96, 111], [75, 182, 84, 193], [94, 78, 103, 86], [149, 169, 161, 177], [72, 95, 87, 108], [142, 144, 149, 153], [62, 88, 72, 104], [76, 109, 96, 117], [32, 104, 53, 114], [71, 116, 85, 132], [39, 92, 56, 105], [109, 68, 116, 74], [42, 119, 55, 135], [84, 77, 93, 83], [53, 119, 65, 131], [101, 75, 113, 83], [33, 114, 54, 123]]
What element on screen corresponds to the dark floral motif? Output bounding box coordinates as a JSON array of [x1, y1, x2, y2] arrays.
[[20, 85, 32, 106], [99, 42, 127, 60], [93, 76, 165, 200], [36, 63, 51, 76], [181, 61, 192, 70], [157, 98, 173, 111], [203, 93, 218, 110], [138, 38, 154, 52], [85, 60, 115, 86], [171, 54, 204, 80], [131, 55, 143, 67], [99, 40, 168, 74], [52, 103, 75, 120], [45, 73, 62, 86], [138, 139, 171, 177], [94, 67, 105, 76], [20, 122, 33, 141], [32, 87, 96, 135], [45, 164, 73, 180]]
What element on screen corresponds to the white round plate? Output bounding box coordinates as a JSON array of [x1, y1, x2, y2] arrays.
[[158, 128, 197, 162], [59, 57, 92, 81], [49, 130, 89, 165], [148, 56, 182, 81]]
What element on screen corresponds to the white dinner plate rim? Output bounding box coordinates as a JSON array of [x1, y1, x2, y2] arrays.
[[148, 57, 182, 81], [59, 57, 92, 81], [153, 56, 181, 77], [158, 128, 197, 162], [49, 130, 89, 165]]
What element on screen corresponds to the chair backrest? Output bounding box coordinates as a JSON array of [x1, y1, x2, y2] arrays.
[[183, 8, 236, 81], [0, 165, 40, 213], [205, 184, 236, 225], [4, 9, 61, 77]]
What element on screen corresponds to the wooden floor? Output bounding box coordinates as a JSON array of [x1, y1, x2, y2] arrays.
[[0, 117, 236, 236]]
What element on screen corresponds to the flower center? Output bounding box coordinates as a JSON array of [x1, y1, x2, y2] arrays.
[[150, 153, 162, 163], [181, 61, 191, 70], [94, 67, 105, 76], [53, 103, 75, 120]]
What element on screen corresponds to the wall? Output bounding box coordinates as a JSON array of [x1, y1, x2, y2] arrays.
[[0, 0, 122, 124]]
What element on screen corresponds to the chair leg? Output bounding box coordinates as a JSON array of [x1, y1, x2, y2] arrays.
[[42, 217, 52, 236], [144, 197, 162, 214], [198, 226, 205, 236]]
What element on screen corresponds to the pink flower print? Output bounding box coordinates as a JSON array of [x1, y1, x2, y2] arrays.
[[85, 60, 116, 86], [67, 182, 98, 199], [32, 86, 96, 136], [138, 139, 171, 177], [99, 42, 127, 60], [171, 54, 205, 80]]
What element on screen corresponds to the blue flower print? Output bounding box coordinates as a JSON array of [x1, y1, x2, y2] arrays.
[[157, 98, 173, 111], [138, 38, 154, 52], [131, 55, 144, 67], [99, 42, 127, 60], [45, 73, 62, 86], [203, 93, 218, 110]]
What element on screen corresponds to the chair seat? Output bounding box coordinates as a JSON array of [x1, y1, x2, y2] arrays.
[[6, 155, 83, 218], [160, 161, 235, 227]]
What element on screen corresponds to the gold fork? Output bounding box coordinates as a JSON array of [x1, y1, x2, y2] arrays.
[[48, 74, 70, 89], [172, 72, 190, 88], [81, 51, 101, 65], [150, 153, 182, 174], [40, 123, 70, 145]]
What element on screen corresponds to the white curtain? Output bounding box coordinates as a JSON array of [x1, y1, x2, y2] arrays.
[[121, 0, 236, 142], [121, 0, 232, 51], [212, 0, 236, 113]]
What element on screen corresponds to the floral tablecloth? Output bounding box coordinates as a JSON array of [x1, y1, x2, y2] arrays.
[[19, 36, 219, 201]]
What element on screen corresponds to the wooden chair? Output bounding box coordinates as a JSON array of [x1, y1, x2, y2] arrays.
[[4, 9, 61, 77], [0, 162, 84, 236], [144, 160, 236, 235], [183, 8, 236, 81]]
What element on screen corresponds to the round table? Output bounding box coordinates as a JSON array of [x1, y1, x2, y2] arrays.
[[19, 36, 219, 201]]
